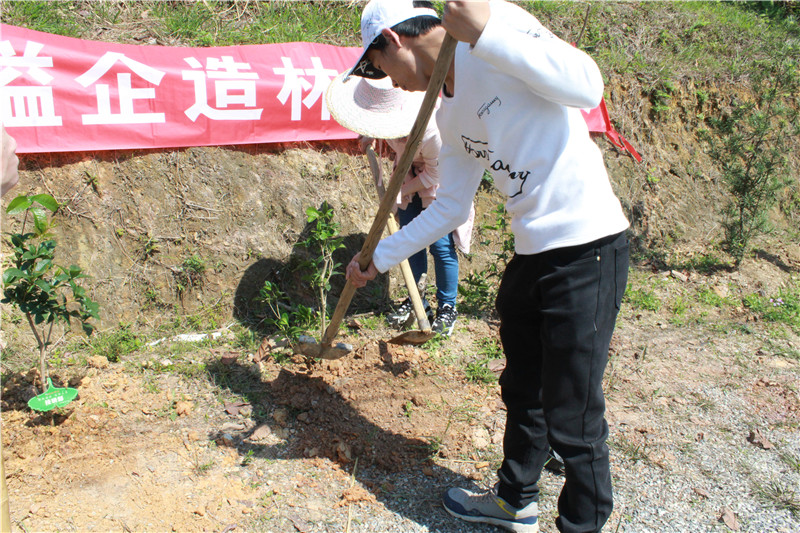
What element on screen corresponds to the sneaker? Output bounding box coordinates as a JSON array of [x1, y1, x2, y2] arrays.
[[387, 298, 431, 328], [442, 484, 539, 533], [432, 304, 458, 336]]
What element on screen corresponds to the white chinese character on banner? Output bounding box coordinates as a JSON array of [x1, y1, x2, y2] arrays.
[[75, 52, 165, 125], [182, 56, 263, 121], [0, 40, 63, 127], [303, 57, 338, 121], [273, 57, 337, 121]]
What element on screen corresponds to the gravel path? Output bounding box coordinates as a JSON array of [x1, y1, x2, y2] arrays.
[[251, 319, 800, 533]]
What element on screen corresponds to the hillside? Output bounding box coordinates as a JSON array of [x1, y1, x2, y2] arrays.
[[1, 2, 799, 532]]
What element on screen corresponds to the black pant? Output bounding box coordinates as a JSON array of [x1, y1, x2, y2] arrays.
[[495, 231, 629, 533]]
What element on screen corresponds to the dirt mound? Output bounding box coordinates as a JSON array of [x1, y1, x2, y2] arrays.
[[1, 318, 507, 532]]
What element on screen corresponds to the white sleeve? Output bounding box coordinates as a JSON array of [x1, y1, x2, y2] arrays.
[[372, 141, 483, 273], [470, 1, 603, 109]]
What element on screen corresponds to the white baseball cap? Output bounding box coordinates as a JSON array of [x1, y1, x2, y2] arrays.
[[349, 0, 439, 80]]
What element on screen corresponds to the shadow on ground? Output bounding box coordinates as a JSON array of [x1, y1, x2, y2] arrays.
[[205, 356, 493, 532]]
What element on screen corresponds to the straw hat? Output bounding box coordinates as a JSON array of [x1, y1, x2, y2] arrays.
[[325, 71, 425, 139]]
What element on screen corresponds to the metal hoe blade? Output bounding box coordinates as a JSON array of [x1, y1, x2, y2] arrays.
[[388, 330, 435, 346], [297, 335, 353, 360]]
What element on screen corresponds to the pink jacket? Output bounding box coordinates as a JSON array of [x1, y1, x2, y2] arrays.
[[379, 116, 475, 254]]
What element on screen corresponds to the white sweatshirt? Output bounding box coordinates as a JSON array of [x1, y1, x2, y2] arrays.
[[372, 0, 630, 274]]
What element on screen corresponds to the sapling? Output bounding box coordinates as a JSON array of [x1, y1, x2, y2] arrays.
[[2, 194, 99, 393], [299, 201, 344, 340], [256, 280, 315, 341], [702, 47, 799, 265]]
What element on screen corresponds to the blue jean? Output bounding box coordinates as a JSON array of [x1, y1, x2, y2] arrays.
[[495, 231, 629, 533], [396, 193, 459, 309]]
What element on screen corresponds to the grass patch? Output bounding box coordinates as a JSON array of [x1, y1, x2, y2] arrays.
[[356, 314, 384, 331], [458, 271, 497, 318], [2, 1, 82, 37], [624, 285, 661, 312], [743, 286, 800, 331], [4, 0, 795, 87], [463, 338, 504, 385], [90, 324, 142, 363], [696, 287, 734, 308], [753, 479, 800, 517], [673, 251, 731, 274], [6, 0, 362, 48], [780, 450, 800, 474], [610, 433, 649, 464]]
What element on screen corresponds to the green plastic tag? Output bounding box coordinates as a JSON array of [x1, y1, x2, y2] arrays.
[[28, 378, 78, 412]]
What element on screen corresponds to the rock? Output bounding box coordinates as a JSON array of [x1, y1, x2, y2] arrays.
[[174, 401, 193, 416], [472, 427, 491, 449], [334, 440, 352, 463], [472, 435, 490, 449], [272, 408, 289, 427], [88, 356, 109, 369], [217, 433, 235, 447], [670, 270, 688, 282], [491, 431, 503, 445], [248, 425, 272, 442], [224, 401, 249, 416]]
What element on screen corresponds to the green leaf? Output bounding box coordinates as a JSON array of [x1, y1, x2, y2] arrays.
[[32, 259, 53, 275], [5, 196, 32, 215], [32, 207, 49, 234], [30, 194, 59, 212], [34, 279, 51, 292], [71, 285, 86, 298], [2, 268, 24, 285], [85, 300, 100, 318]]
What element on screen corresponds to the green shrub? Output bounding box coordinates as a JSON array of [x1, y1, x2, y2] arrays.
[[702, 44, 800, 265], [2, 194, 99, 392]]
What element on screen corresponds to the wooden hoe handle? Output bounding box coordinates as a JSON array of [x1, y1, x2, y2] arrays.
[[321, 34, 457, 347], [366, 146, 432, 333]]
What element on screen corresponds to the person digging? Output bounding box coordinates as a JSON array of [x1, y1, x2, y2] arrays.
[[344, 1, 630, 532], [326, 71, 474, 337]]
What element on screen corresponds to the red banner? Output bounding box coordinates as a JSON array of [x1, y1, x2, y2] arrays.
[[581, 101, 642, 162], [0, 24, 362, 153], [1, 24, 638, 159]]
